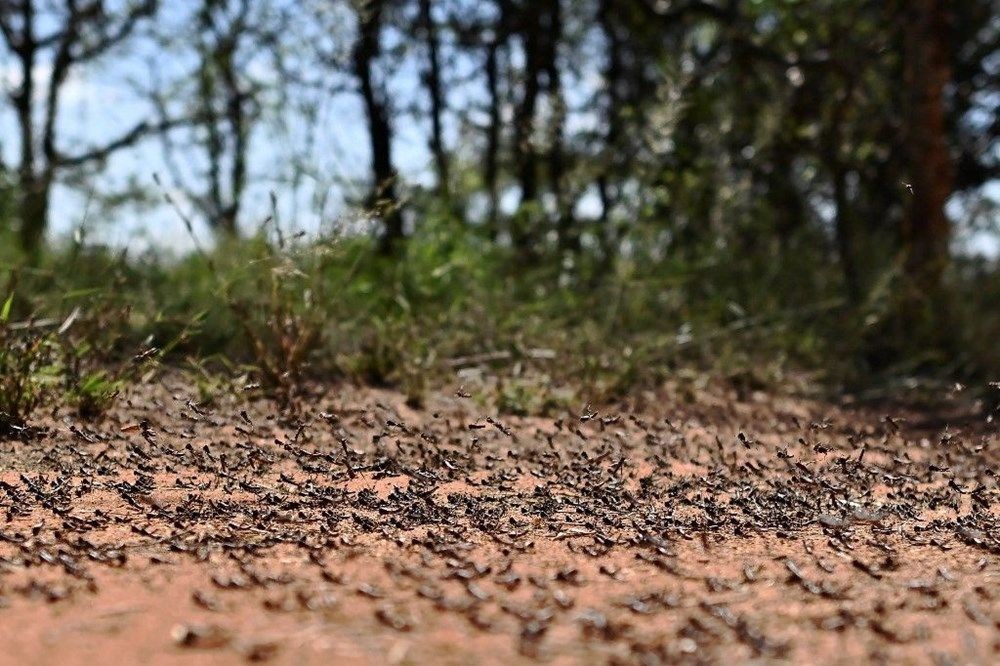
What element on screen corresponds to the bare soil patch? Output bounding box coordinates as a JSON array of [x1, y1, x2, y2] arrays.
[[0, 378, 996, 664]]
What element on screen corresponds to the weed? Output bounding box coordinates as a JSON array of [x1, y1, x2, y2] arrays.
[[221, 238, 327, 405], [493, 375, 574, 417], [0, 295, 61, 435], [69, 370, 123, 420]]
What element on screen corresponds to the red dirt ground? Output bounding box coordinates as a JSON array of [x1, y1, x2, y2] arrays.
[[0, 378, 996, 664]]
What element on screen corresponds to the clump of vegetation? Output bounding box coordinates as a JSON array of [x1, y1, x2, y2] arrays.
[[0, 295, 61, 434], [67, 370, 123, 420], [213, 237, 327, 405], [0, 287, 162, 430], [2, 217, 997, 418]]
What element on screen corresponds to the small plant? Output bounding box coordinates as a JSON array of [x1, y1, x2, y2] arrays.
[[166, 187, 331, 405], [58, 329, 131, 421], [494, 375, 574, 417], [69, 370, 123, 420], [0, 294, 61, 435], [186, 358, 233, 406], [224, 241, 324, 405]]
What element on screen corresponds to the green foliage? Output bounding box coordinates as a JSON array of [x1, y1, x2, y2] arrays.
[[69, 370, 123, 420], [2, 204, 996, 417], [494, 375, 575, 418], [204, 234, 328, 404], [0, 295, 62, 434]]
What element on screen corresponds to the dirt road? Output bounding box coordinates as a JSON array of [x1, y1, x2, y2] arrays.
[[1, 379, 996, 664]]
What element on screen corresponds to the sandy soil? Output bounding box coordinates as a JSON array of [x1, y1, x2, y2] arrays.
[[0, 378, 996, 664]]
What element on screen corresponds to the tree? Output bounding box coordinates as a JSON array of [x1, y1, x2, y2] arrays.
[[417, 0, 449, 202], [191, 0, 254, 237], [450, 0, 512, 237], [898, 0, 954, 295], [151, 0, 285, 238], [351, 0, 403, 254], [506, 0, 567, 254], [0, 0, 166, 256]]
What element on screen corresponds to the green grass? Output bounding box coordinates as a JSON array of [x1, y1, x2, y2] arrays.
[[1, 215, 996, 418], [0, 294, 62, 433]]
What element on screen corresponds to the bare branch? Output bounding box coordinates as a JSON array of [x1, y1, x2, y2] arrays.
[[54, 116, 194, 169], [74, 0, 158, 62]]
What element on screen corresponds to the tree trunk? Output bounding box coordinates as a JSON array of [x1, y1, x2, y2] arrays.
[[831, 164, 861, 305], [595, 0, 622, 266], [353, 0, 403, 254], [768, 146, 805, 244], [13, 0, 44, 258], [18, 178, 50, 259], [419, 0, 449, 203], [512, 3, 541, 211], [221, 75, 247, 238], [484, 37, 501, 238], [900, 0, 953, 294], [545, 0, 576, 254]]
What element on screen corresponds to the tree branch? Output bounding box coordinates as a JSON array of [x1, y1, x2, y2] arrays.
[[54, 116, 193, 168], [74, 0, 157, 63]]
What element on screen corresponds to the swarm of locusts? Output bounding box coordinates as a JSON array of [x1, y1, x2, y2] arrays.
[[0, 377, 996, 663]]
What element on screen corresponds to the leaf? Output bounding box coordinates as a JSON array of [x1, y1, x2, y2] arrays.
[[79, 371, 110, 393], [58, 306, 82, 335], [0, 294, 12, 323]]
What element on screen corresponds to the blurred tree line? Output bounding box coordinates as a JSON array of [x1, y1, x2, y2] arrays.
[[0, 0, 997, 376]]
